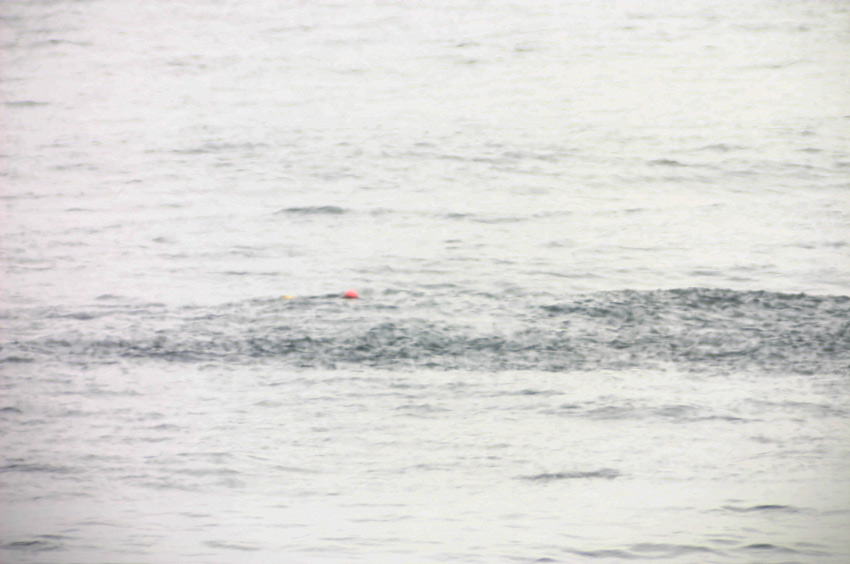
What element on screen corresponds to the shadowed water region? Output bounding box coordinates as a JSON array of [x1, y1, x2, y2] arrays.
[[2, 0, 850, 562]]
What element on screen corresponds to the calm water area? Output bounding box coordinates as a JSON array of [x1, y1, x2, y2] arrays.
[[1, 1, 849, 562]]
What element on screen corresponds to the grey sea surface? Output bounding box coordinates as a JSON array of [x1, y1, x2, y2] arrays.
[[1, 0, 849, 562]]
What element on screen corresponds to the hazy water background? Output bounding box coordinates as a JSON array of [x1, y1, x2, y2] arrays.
[[1, 0, 850, 562]]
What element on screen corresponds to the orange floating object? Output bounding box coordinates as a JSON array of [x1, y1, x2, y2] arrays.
[[343, 289, 359, 299]]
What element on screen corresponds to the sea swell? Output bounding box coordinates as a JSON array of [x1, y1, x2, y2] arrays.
[[3, 288, 848, 374]]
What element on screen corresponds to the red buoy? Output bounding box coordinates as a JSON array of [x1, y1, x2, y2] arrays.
[[343, 289, 359, 299]]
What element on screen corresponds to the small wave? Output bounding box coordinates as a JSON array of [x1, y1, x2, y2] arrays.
[[2, 539, 62, 552], [443, 212, 527, 223], [0, 356, 35, 363], [740, 543, 802, 554], [563, 542, 716, 560], [580, 403, 741, 422], [0, 462, 76, 474], [204, 540, 262, 552], [648, 158, 687, 166], [5, 100, 50, 107], [697, 143, 745, 152], [521, 468, 620, 481], [630, 543, 715, 556], [564, 548, 632, 559], [274, 205, 347, 215], [722, 504, 800, 513], [52, 311, 101, 320]]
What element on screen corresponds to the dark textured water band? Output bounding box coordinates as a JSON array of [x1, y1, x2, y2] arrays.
[[3, 288, 848, 374]]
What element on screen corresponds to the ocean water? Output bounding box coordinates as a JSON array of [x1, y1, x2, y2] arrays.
[[1, 0, 849, 562]]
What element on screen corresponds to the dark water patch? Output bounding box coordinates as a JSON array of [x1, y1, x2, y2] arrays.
[[723, 504, 800, 513], [750, 435, 782, 444], [521, 469, 620, 481], [562, 543, 716, 560], [174, 467, 242, 477], [221, 270, 282, 277], [51, 310, 103, 320], [734, 540, 831, 558], [2, 539, 62, 552], [696, 143, 745, 153], [1, 462, 76, 474], [584, 405, 641, 420], [532, 270, 603, 280], [629, 543, 715, 556], [534, 210, 574, 220], [744, 59, 809, 70], [740, 543, 800, 554], [502, 150, 563, 162], [29, 38, 91, 48], [275, 205, 347, 215], [271, 465, 321, 474], [689, 268, 723, 278], [470, 215, 527, 224], [86, 385, 142, 397], [0, 356, 35, 363], [509, 389, 563, 397], [539, 288, 850, 373], [204, 540, 262, 552], [562, 548, 634, 559], [254, 399, 285, 408], [5, 100, 49, 107], [149, 423, 184, 432], [442, 211, 527, 224], [648, 158, 687, 166], [4, 288, 849, 374]]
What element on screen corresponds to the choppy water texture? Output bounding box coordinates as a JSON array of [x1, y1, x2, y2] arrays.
[[2, 0, 850, 563]]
